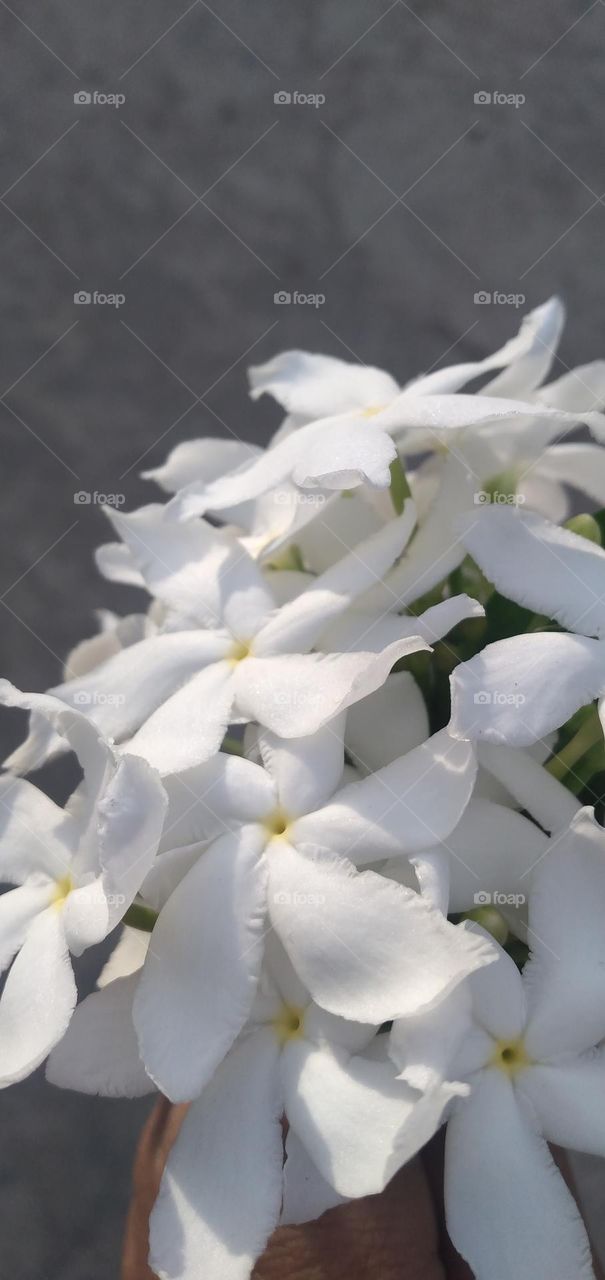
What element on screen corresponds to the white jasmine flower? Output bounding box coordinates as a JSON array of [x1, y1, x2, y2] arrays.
[[8, 505, 481, 776], [131, 722, 492, 1102], [390, 806, 605, 1280], [0, 681, 166, 1086], [147, 939, 464, 1280]]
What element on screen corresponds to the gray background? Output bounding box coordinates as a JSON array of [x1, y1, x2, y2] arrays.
[[0, 2, 604, 1275]]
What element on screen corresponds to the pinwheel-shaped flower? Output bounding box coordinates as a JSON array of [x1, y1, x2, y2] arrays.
[[131, 721, 493, 1102], [7, 504, 480, 777], [391, 806, 605, 1280], [0, 682, 166, 1085]]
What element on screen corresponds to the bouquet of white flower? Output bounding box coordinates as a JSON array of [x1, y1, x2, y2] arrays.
[[3, 296, 605, 1280]]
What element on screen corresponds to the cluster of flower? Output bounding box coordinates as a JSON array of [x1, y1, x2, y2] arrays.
[[3, 296, 605, 1280]]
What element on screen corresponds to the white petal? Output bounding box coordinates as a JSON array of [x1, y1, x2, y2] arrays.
[[0, 681, 112, 798], [467, 929, 526, 1041], [482, 295, 565, 397], [393, 390, 605, 439], [257, 721, 345, 819], [445, 1070, 595, 1280], [109, 505, 275, 634], [389, 979, 480, 1090], [126, 662, 235, 774], [536, 359, 605, 411], [97, 925, 149, 986], [534, 441, 605, 508], [235, 637, 431, 739], [0, 775, 77, 883], [0, 908, 76, 1086], [54, 632, 229, 744], [409, 297, 564, 399], [449, 632, 605, 745], [46, 973, 154, 1097], [293, 730, 477, 865], [282, 1041, 457, 1197], [519, 1052, 605, 1157], [248, 350, 399, 418], [441, 799, 549, 913], [134, 826, 268, 1100], [524, 807, 605, 1059], [477, 742, 580, 834], [143, 437, 260, 493], [149, 1030, 283, 1280], [268, 842, 494, 1023], [321, 593, 484, 655], [254, 506, 416, 655], [361, 453, 474, 609], [344, 671, 429, 773], [94, 540, 145, 586], [295, 491, 383, 574], [291, 417, 396, 491], [459, 505, 605, 638], [85, 753, 167, 927], [160, 753, 275, 850], [281, 1127, 347, 1226], [0, 881, 54, 971]]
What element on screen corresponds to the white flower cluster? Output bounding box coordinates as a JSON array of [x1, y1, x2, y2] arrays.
[[3, 296, 605, 1280]]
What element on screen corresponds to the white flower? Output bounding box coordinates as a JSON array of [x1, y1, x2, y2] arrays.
[[0, 681, 166, 1086], [147, 939, 463, 1280], [7, 504, 481, 776], [168, 299, 605, 524], [449, 505, 605, 744], [130, 722, 492, 1102], [390, 806, 605, 1280]]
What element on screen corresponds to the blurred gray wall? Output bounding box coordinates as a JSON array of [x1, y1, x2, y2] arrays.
[[1, 2, 604, 1275]]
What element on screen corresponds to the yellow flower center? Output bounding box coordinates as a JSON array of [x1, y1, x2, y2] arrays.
[[490, 1037, 531, 1077], [228, 639, 251, 664], [53, 874, 74, 908], [263, 809, 290, 841], [272, 1003, 305, 1045], [361, 403, 387, 418]]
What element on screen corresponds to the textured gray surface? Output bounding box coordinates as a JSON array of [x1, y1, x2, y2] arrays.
[[1, 2, 604, 1276]]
